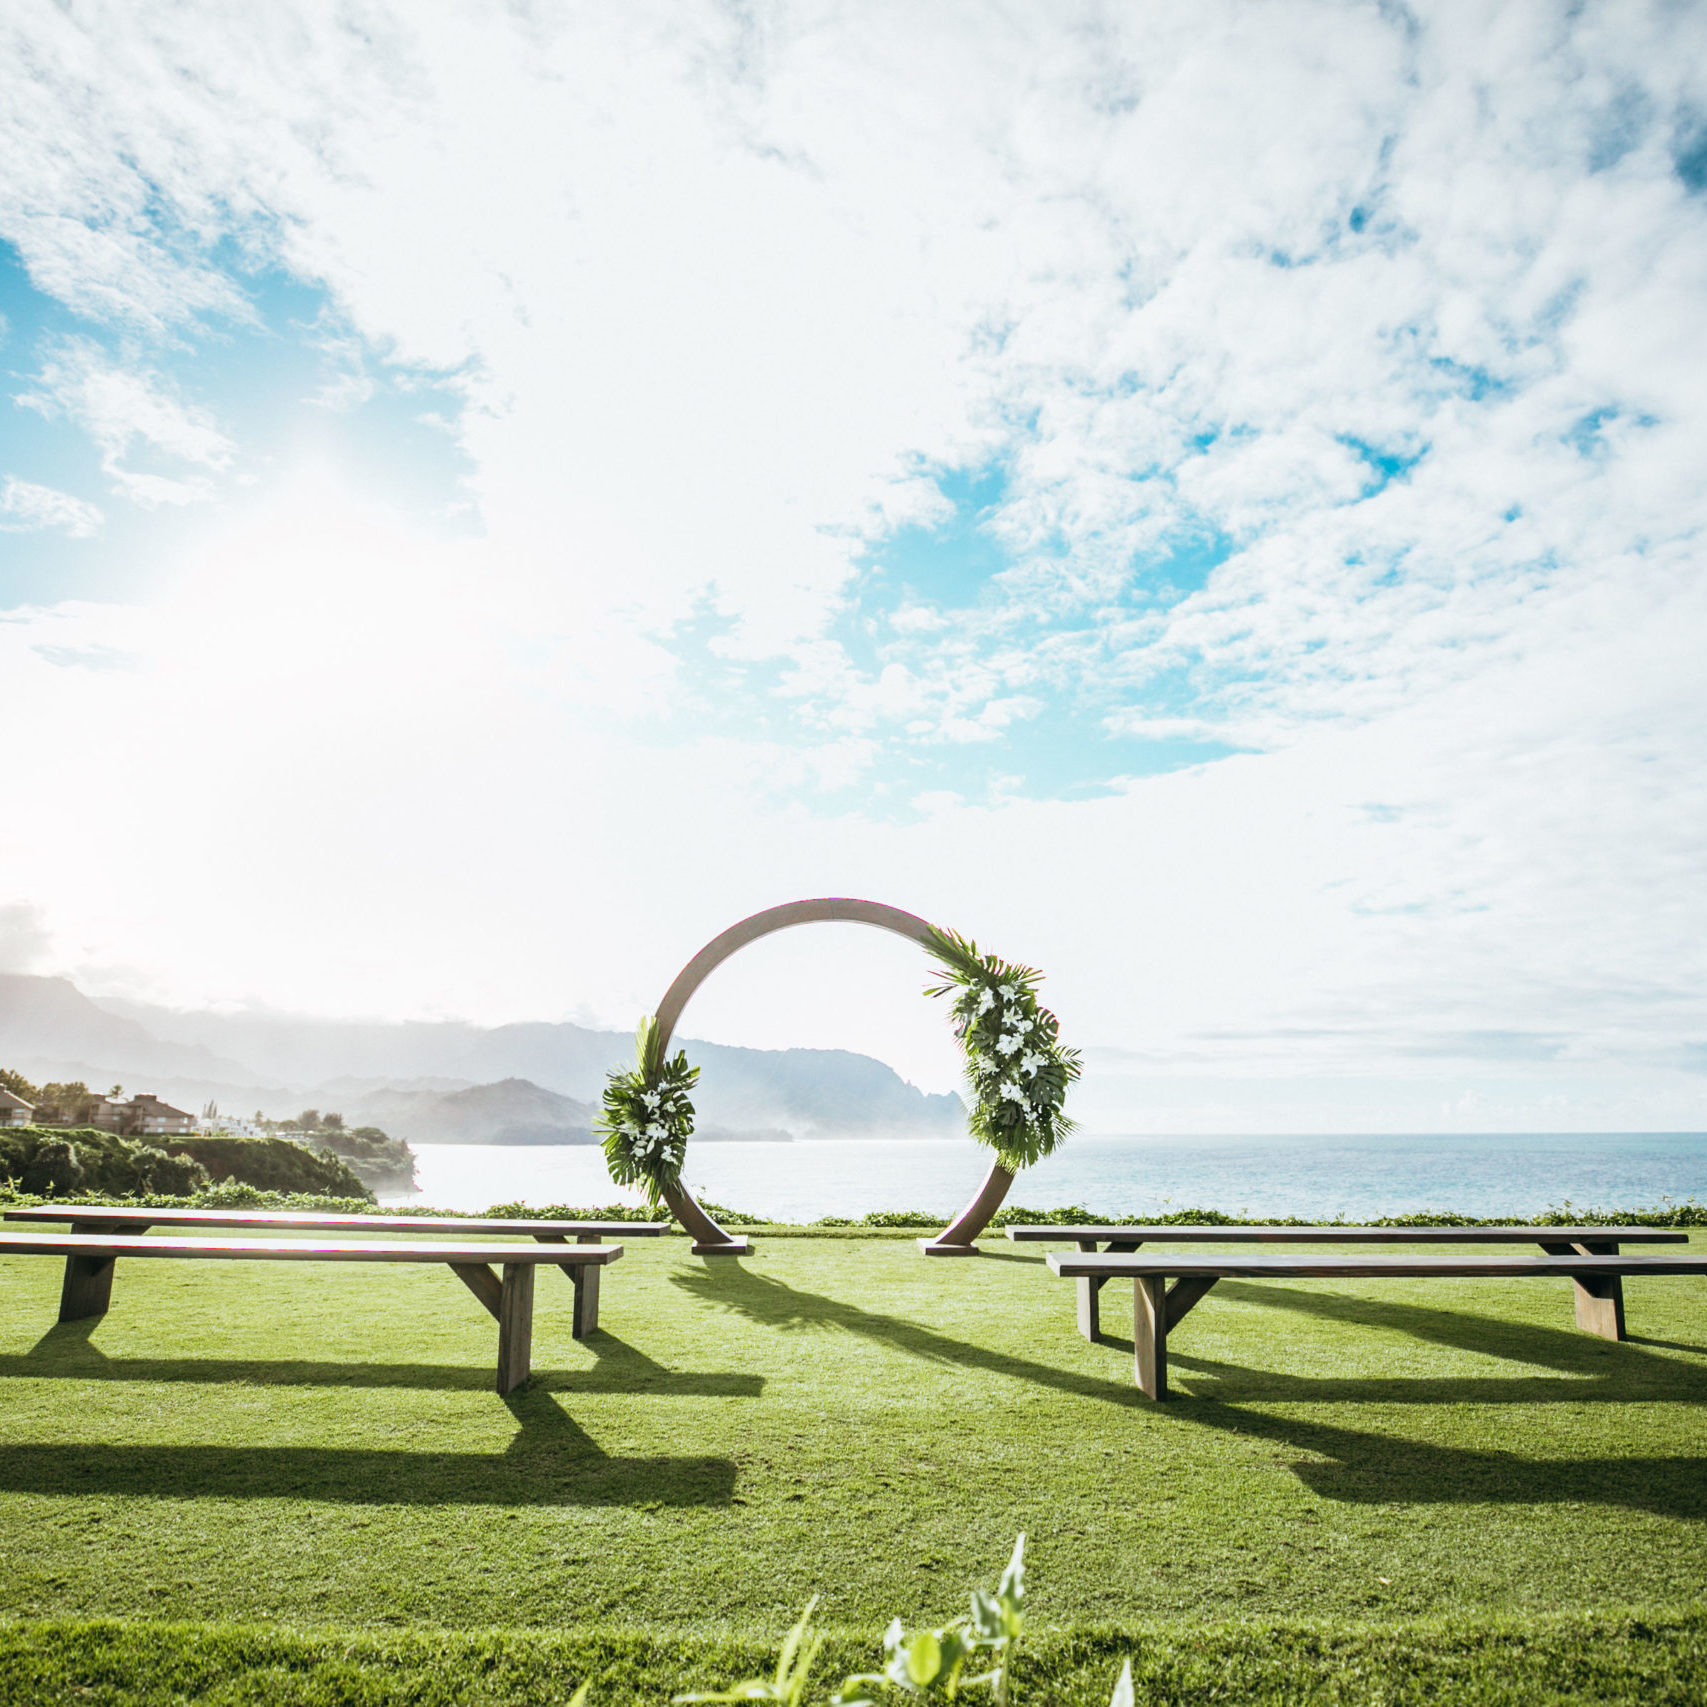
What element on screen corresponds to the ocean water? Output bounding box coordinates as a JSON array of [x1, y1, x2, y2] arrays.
[[387, 1131, 1707, 1222]]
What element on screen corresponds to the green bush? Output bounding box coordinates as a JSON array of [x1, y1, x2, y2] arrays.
[[484, 1200, 683, 1223], [0, 1128, 374, 1203], [0, 1127, 208, 1197], [161, 1136, 374, 1202]]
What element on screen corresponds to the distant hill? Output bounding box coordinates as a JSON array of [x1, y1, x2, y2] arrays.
[[0, 973, 963, 1143], [337, 1077, 790, 1146], [340, 1077, 596, 1145], [0, 973, 258, 1083]]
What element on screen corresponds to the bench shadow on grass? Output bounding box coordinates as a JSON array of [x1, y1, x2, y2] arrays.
[[1132, 1280, 1707, 1522], [0, 1322, 744, 1508], [1175, 1396, 1707, 1521], [0, 1382, 738, 1508], [1159, 1279, 1707, 1405], [2, 1320, 761, 1399], [670, 1262, 1141, 1406]]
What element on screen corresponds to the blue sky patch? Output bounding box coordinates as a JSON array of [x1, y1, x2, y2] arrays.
[[650, 460, 1247, 812], [0, 241, 476, 610], [1338, 435, 1427, 496]]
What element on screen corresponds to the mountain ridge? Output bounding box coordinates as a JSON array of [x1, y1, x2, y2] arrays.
[[0, 974, 963, 1142]]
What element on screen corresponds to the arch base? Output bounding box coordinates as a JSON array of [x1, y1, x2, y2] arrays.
[[661, 1181, 749, 1256], [916, 1159, 1015, 1257]]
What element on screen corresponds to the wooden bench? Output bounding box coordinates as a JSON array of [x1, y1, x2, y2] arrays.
[[1007, 1224, 1690, 1344], [0, 1229, 623, 1395], [5, 1206, 667, 1340], [1044, 1249, 1707, 1400]]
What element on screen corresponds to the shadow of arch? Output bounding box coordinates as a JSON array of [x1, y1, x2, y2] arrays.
[[649, 898, 1013, 1255], [669, 1260, 1142, 1407]]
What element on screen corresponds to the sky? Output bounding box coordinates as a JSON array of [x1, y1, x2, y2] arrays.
[[2, 0, 1705, 1133]]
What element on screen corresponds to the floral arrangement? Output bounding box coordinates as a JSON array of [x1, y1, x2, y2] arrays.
[[596, 1015, 698, 1206], [923, 925, 1081, 1172]]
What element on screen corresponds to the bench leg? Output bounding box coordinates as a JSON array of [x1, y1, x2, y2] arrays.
[[59, 1254, 115, 1322], [1573, 1275, 1625, 1341], [451, 1261, 503, 1318], [1077, 1275, 1105, 1341], [1075, 1240, 1142, 1342], [571, 1262, 600, 1338], [1133, 1276, 1168, 1400], [497, 1263, 535, 1395], [1165, 1274, 1218, 1332], [533, 1233, 600, 1338], [1541, 1241, 1627, 1341]]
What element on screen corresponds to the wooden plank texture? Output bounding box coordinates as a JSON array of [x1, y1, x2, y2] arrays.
[[5, 1205, 662, 1237], [1045, 1251, 1707, 1279], [1076, 1275, 1100, 1341], [572, 1263, 600, 1338], [1132, 1276, 1167, 1400], [57, 1254, 115, 1322], [496, 1264, 534, 1394], [0, 1232, 623, 1265], [531, 1232, 601, 1336], [1011, 1224, 1687, 1245], [1164, 1274, 1219, 1331], [450, 1262, 504, 1320]]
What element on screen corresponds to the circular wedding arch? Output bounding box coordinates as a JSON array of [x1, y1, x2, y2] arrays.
[[651, 897, 1017, 1256]]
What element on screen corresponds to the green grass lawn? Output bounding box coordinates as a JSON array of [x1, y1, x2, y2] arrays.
[[1, 1230, 1704, 1701]]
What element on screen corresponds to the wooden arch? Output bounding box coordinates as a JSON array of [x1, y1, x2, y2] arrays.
[[651, 898, 1015, 1256]]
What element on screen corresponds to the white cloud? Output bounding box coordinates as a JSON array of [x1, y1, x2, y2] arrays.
[[1102, 714, 1231, 744], [305, 326, 376, 412], [17, 338, 233, 505], [0, 476, 103, 537]]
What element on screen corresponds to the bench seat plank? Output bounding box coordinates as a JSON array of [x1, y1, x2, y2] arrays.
[[5, 1205, 665, 1238], [4, 1208, 659, 1334], [0, 1233, 622, 1396], [0, 1232, 622, 1263], [1047, 1251, 1707, 1279], [1044, 1250, 1707, 1400], [1014, 1225, 1688, 1342], [1009, 1224, 1688, 1243]]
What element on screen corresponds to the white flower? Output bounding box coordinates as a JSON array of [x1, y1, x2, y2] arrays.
[[999, 1082, 1027, 1103], [1019, 1051, 1044, 1078], [1010, 1016, 1033, 1036], [998, 984, 1018, 1001], [996, 1032, 1023, 1056], [641, 1090, 662, 1110], [646, 1121, 666, 1139], [976, 987, 996, 1015]]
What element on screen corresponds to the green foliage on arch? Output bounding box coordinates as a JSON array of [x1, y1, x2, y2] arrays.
[[923, 926, 1082, 1173], [597, 1015, 699, 1207]]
